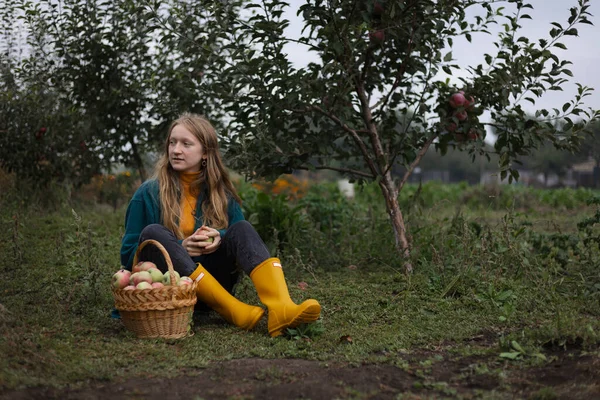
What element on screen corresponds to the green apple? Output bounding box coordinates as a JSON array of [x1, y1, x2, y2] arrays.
[[163, 270, 180, 285], [178, 276, 193, 286], [136, 281, 152, 290], [149, 268, 163, 283]]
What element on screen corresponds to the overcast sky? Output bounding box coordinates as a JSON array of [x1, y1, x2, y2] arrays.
[[280, 0, 600, 117]]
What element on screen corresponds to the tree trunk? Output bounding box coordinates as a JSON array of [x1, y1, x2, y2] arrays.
[[379, 172, 413, 274], [130, 141, 147, 182]]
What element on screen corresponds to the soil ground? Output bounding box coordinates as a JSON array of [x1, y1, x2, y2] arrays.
[[2, 347, 598, 400]]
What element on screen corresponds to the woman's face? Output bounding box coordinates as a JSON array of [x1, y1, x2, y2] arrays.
[[168, 124, 206, 173]]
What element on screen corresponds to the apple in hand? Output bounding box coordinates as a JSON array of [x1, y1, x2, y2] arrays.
[[112, 269, 131, 289], [200, 236, 214, 246]]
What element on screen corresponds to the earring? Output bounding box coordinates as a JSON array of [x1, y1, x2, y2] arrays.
[[201, 159, 207, 168]]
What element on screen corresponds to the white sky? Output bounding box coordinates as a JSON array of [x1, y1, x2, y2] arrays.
[[281, 0, 600, 117]]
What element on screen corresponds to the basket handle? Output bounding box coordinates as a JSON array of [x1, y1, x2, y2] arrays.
[[133, 239, 178, 287]]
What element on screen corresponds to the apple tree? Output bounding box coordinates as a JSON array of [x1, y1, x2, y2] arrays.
[[0, 2, 102, 187], [169, 0, 598, 272], [4, 0, 236, 183]]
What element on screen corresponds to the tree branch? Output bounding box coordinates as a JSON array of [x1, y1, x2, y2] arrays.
[[370, 11, 417, 114], [397, 135, 437, 192], [306, 105, 380, 177], [354, 80, 386, 175], [296, 165, 374, 178]]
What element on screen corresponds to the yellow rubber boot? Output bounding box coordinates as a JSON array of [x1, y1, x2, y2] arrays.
[[250, 258, 321, 337], [190, 265, 264, 330]]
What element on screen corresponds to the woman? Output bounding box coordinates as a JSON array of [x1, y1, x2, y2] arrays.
[[120, 113, 320, 337]]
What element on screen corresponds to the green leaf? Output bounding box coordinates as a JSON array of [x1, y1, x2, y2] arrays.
[[500, 352, 521, 360], [564, 28, 578, 36], [511, 340, 525, 353]]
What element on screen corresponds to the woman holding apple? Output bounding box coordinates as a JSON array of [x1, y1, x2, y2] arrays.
[[120, 113, 320, 337]]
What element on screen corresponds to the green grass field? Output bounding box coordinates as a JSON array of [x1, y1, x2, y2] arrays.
[[1, 179, 599, 398]]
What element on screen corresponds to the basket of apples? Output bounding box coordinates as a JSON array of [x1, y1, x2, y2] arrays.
[[111, 239, 197, 339]]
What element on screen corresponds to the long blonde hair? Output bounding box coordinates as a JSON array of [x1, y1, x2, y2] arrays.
[[153, 113, 241, 239]]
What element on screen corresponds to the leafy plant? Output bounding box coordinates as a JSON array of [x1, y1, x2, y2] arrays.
[[284, 322, 325, 341], [240, 187, 308, 253]]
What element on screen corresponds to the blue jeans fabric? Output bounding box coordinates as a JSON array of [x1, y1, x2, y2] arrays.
[[137, 221, 270, 294]]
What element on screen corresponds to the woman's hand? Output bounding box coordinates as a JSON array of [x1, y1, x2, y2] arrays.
[[182, 225, 221, 256]]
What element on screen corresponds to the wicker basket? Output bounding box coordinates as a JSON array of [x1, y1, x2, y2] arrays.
[[112, 239, 197, 339]]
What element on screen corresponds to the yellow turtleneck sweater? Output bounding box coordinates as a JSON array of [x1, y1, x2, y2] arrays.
[[179, 171, 202, 238]]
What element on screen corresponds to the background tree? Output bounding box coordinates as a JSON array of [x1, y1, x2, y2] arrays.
[[1, 0, 239, 183], [0, 1, 102, 187], [170, 0, 598, 272]]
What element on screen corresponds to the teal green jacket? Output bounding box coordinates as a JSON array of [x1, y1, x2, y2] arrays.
[[120, 179, 245, 270]]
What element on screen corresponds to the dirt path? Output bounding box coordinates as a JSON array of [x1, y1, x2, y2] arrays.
[[2, 349, 599, 400]]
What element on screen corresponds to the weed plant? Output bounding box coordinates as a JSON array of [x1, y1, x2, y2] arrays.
[[1, 176, 599, 390]]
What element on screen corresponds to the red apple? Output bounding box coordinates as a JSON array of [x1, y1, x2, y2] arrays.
[[449, 92, 466, 108], [123, 285, 136, 290], [132, 262, 143, 273], [369, 30, 385, 44], [465, 96, 475, 110], [151, 282, 164, 289], [468, 129, 479, 140], [446, 122, 457, 132], [36, 127, 46, 140], [373, 1, 384, 16], [131, 271, 153, 286], [454, 110, 468, 121], [112, 269, 132, 289], [139, 261, 158, 272], [454, 133, 466, 142]]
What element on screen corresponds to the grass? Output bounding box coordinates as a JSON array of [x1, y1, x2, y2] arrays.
[[1, 179, 600, 394]]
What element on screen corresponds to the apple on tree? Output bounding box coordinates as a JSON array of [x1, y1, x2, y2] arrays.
[[454, 110, 468, 121], [449, 92, 466, 108], [369, 30, 385, 44]]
